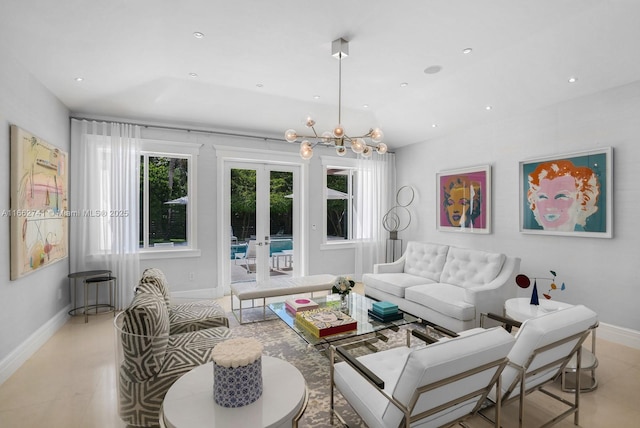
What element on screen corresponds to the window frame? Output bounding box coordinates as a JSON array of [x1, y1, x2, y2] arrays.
[[322, 156, 358, 248], [139, 139, 201, 258]]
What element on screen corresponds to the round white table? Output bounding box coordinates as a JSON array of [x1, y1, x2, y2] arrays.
[[504, 297, 598, 392], [505, 297, 574, 321], [161, 356, 308, 428]]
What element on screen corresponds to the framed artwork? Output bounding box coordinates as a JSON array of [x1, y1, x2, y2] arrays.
[[437, 165, 491, 234], [519, 147, 612, 238], [10, 125, 69, 279]]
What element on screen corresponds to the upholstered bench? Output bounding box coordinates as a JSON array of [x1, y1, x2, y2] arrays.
[[230, 274, 336, 323]]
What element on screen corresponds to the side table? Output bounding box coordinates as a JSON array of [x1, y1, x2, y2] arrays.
[[67, 269, 113, 323], [504, 297, 598, 392], [161, 356, 308, 428]]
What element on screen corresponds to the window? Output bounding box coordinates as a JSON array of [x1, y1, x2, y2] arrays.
[[325, 163, 356, 242], [139, 140, 199, 252]]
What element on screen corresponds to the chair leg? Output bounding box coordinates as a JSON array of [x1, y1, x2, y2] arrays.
[[84, 280, 89, 323]]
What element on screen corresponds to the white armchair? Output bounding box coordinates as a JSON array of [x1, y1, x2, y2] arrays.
[[483, 305, 598, 427], [330, 327, 515, 427]]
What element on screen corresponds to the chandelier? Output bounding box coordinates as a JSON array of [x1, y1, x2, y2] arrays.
[[285, 38, 387, 160]]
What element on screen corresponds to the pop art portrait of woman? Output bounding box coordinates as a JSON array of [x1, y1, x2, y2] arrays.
[[520, 148, 612, 238]]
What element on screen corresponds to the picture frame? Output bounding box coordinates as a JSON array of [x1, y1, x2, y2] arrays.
[[437, 165, 491, 234], [10, 125, 69, 279], [519, 147, 612, 238]]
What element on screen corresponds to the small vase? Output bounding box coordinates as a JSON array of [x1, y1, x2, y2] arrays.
[[340, 293, 349, 312]]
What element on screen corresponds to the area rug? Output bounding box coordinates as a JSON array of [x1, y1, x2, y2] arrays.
[[226, 312, 413, 427]]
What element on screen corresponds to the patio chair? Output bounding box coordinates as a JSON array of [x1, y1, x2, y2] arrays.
[[244, 239, 257, 273], [330, 326, 515, 427]]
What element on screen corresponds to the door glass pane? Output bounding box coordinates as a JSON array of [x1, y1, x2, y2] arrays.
[[231, 168, 257, 282], [270, 170, 293, 276]]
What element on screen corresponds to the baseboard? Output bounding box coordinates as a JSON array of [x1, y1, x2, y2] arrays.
[[598, 322, 640, 350], [0, 305, 71, 385], [171, 288, 222, 300]]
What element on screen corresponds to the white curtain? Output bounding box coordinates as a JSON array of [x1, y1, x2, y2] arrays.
[[353, 152, 396, 281], [70, 120, 140, 309]]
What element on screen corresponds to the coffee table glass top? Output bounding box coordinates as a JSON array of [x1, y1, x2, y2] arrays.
[[268, 293, 418, 347]]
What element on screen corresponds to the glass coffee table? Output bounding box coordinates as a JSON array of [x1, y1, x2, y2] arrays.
[[268, 293, 418, 350]]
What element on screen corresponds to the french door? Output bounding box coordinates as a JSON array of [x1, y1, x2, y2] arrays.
[[226, 161, 299, 284]]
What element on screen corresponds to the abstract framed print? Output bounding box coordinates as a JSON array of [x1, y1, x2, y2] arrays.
[[437, 165, 491, 234], [519, 147, 612, 238], [10, 125, 69, 279]]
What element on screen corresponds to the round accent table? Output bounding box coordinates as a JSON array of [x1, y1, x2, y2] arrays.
[[67, 269, 113, 323], [504, 297, 598, 392], [160, 356, 308, 428]]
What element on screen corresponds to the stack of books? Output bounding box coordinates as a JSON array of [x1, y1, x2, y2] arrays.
[[285, 298, 319, 314], [295, 308, 357, 337], [368, 301, 403, 322]]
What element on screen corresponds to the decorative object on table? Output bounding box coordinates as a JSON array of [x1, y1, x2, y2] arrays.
[[332, 276, 355, 310], [369, 301, 402, 322], [519, 147, 612, 238], [516, 270, 567, 305], [285, 298, 319, 314], [436, 165, 491, 234], [382, 185, 415, 262], [295, 308, 357, 338], [10, 125, 69, 280], [284, 38, 387, 160], [212, 337, 264, 408]]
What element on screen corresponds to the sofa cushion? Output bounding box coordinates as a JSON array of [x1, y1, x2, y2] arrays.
[[168, 301, 229, 334], [364, 272, 435, 298], [120, 291, 170, 382], [404, 242, 449, 282], [405, 283, 476, 321], [440, 247, 505, 289]]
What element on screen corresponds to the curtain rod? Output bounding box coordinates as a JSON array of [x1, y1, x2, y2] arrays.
[[69, 116, 286, 143]]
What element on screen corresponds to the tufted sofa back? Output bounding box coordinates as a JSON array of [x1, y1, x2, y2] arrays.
[[403, 242, 449, 282], [440, 246, 505, 288]]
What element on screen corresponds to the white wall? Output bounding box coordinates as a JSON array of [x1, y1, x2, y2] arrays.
[[0, 49, 71, 368], [395, 80, 640, 332]]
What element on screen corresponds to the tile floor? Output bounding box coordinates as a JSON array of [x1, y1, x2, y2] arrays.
[[0, 291, 639, 428]]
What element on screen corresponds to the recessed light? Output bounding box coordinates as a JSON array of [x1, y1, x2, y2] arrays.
[[485, 105, 492, 111], [188, 72, 198, 78], [313, 95, 320, 99], [400, 82, 409, 87], [74, 77, 84, 82], [256, 83, 263, 88], [463, 48, 473, 54], [363, 104, 369, 108], [193, 32, 204, 39], [432, 124, 438, 128], [568, 76, 578, 83], [424, 65, 442, 75]]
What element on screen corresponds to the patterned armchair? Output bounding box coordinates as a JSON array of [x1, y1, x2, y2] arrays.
[[116, 281, 231, 427], [136, 268, 228, 334]]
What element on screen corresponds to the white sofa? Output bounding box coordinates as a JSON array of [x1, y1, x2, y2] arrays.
[[363, 241, 520, 332]]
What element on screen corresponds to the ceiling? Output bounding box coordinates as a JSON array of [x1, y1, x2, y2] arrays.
[[2, 0, 639, 150]]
